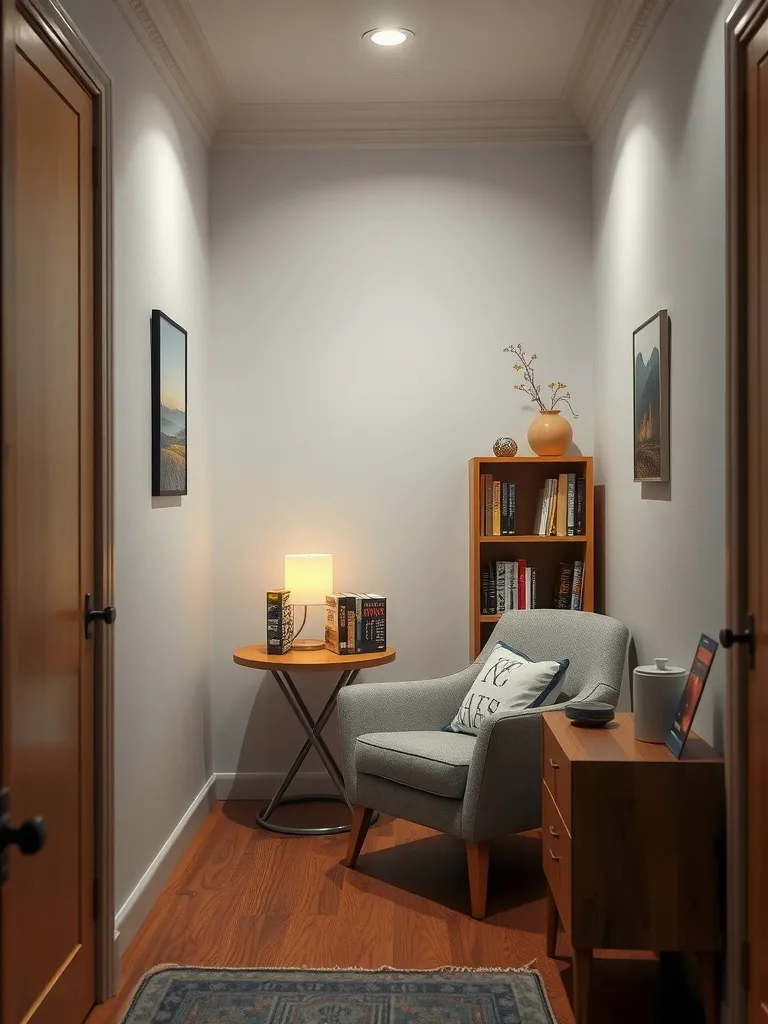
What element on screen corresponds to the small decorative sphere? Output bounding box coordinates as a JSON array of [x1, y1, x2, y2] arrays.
[[493, 437, 518, 458]]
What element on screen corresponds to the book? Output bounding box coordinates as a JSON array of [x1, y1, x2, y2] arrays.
[[556, 474, 569, 537], [480, 563, 491, 615], [571, 562, 584, 611], [508, 482, 516, 534], [266, 589, 292, 655], [492, 481, 501, 536], [517, 559, 527, 610], [534, 487, 546, 536], [342, 593, 357, 653], [555, 563, 574, 610], [360, 594, 387, 652], [530, 565, 537, 610], [496, 561, 507, 613], [575, 476, 587, 535], [501, 481, 508, 536], [504, 561, 514, 611], [547, 479, 558, 536], [567, 473, 576, 536], [324, 594, 347, 654], [525, 566, 532, 610], [483, 474, 493, 536], [511, 560, 519, 610]]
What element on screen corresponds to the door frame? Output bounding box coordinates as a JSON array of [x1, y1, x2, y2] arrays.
[[726, 1, 766, 1020], [1, 0, 117, 1003]]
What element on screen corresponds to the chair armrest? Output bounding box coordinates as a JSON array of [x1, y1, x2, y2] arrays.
[[338, 666, 477, 801], [461, 705, 569, 842]]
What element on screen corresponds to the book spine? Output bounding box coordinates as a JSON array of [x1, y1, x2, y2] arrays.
[[509, 483, 516, 535], [360, 596, 386, 652], [531, 566, 537, 609], [355, 595, 363, 651], [481, 563, 490, 615], [490, 562, 497, 615], [547, 479, 558, 536], [556, 474, 568, 537], [575, 476, 586, 535], [511, 560, 518, 610], [492, 481, 501, 536], [567, 473, 576, 536], [483, 475, 493, 536], [504, 561, 512, 612], [501, 481, 508, 536], [266, 590, 291, 655], [556, 563, 573, 610], [525, 567, 532, 611], [324, 594, 344, 654], [517, 559, 527, 610], [538, 481, 550, 536], [571, 562, 583, 611], [344, 594, 356, 654], [496, 560, 506, 614]]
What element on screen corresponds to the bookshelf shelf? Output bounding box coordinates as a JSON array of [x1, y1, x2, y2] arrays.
[[469, 456, 595, 659], [477, 535, 586, 544]]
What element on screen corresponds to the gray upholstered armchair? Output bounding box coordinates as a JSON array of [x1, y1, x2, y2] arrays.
[[338, 609, 629, 918]]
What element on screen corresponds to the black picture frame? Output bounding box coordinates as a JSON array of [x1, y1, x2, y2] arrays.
[[633, 309, 670, 483], [665, 634, 718, 758], [151, 309, 188, 496]]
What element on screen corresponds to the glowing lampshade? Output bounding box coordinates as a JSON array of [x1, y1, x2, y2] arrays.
[[284, 554, 333, 607]]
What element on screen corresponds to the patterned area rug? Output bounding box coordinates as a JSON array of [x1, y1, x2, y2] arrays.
[[120, 966, 557, 1024]]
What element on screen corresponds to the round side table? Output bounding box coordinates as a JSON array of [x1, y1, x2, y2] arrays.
[[232, 644, 396, 837]]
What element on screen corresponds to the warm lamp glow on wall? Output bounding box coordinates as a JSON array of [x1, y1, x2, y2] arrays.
[[284, 553, 333, 650]]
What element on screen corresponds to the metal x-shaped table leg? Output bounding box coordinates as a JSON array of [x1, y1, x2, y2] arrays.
[[256, 668, 364, 836]]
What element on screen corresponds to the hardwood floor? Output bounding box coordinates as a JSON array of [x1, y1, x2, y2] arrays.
[[87, 801, 704, 1024]]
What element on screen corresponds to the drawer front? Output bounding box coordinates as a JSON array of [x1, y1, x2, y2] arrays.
[[542, 781, 572, 935], [543, 719, 572, 831]]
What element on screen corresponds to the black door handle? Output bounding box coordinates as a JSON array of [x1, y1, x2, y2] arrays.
[[720, 616, 755, 667], [0, 789, 47, 883], [84, 593, 116, 639]]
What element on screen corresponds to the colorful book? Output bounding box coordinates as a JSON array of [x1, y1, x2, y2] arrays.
[[575, 476, 587, 535], [266, 589, 292, 655], [556, 474, 569, 537], [342, 593, 357, 653], [360, 594, 387, 652], [517, 559, 527, 610], [571, 562, 584, 611], [555, 563, 574, 610], [492, 481, 501, 536], [567, 473, 576, 536], [324, 594, 347, 654]]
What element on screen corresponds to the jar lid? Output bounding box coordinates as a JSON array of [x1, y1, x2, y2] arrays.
[[635, 656, 686, 675]]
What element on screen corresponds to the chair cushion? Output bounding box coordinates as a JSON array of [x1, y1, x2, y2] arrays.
[[355, 731, 476, 799]]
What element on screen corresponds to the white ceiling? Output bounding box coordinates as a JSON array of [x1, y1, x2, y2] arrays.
[[112, 0, 673, 146], [187, 0, 596, 106]]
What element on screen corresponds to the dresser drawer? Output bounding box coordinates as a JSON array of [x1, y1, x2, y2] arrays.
[[543, 717, 571, 830], [542, 781, 571, 934]]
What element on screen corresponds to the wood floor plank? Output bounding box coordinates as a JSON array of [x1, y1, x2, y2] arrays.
[[87, 802, 691, 1024]]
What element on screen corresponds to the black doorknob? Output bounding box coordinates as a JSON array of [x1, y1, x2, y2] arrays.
[[84, 593, 117, 638], [0, 816, 47, 856], [719, 615, 755, 667]]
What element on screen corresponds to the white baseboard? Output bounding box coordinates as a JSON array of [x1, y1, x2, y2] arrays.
[[215, 771, 337, 800], [115, 774, 216, 956]]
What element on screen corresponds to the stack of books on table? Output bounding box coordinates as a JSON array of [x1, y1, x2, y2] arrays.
[[534, 474, 586, 536], [325, 593, 387, 654]]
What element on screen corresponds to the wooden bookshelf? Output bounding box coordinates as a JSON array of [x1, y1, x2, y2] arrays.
[[469, 456, 595, 659]]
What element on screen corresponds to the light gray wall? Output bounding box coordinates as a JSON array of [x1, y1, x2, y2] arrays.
[[59, 0, 212, 912], [593, 0, 730, 749], [210, 147, 594, 780]]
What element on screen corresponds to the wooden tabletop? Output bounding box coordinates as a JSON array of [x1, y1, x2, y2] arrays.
[[545, 711, 723, 763], [232, 644, 397, 672]]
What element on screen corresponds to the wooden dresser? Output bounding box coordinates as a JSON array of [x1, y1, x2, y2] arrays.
[[542, 712, 725, 1024]]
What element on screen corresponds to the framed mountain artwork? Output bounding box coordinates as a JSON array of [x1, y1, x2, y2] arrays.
[[633, 310, 670, 483], [151, 309, 187, 496]]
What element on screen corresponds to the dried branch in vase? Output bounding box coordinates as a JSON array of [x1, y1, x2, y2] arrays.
[[503, 344, 579, 418]]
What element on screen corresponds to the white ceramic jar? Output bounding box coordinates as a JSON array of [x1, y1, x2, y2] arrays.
[[633, 657, 688, 743]]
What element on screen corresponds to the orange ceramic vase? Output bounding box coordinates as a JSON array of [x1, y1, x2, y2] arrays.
[[527, 409, 573, 457]]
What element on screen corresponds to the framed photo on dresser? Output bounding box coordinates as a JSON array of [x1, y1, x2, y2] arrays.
[[665, 634, 718, 758]]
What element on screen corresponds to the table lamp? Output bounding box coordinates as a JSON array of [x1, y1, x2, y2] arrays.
[[284, 553, 333, 651]]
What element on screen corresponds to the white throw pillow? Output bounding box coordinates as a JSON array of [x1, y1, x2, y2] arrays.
[[448, 641, 569, 736]]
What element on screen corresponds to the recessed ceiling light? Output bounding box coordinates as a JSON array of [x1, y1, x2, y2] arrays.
[[363, 28, 413, 47]]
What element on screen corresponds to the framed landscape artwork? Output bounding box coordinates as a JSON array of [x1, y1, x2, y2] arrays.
[[633, 309, 670, 483], [151, 309, 187, 496]]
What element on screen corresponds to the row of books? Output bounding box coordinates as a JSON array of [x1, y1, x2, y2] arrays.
[[325, 593, 387, 654], [480, 476, 516, 536], [480, 559, 585, 614], [535, 474, 586, 536]]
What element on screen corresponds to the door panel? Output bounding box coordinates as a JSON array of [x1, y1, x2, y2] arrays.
[[746, 23, 768, 1023], [1, 9, 95, 1024]]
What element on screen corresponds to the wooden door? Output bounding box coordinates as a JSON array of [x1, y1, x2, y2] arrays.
[[0, 7, 97, 1024], [744, 12, 768, 1021]]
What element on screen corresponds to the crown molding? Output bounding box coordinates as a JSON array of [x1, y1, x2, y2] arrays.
[[110, 0, 228, 141], [563, 0, 673, 139], [214, 100, 588, 149]]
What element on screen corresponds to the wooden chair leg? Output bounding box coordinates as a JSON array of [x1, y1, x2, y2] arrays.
[[545, 883, 559, 958], [343, 806, 374, 868], [466, 841, 490, 919]]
